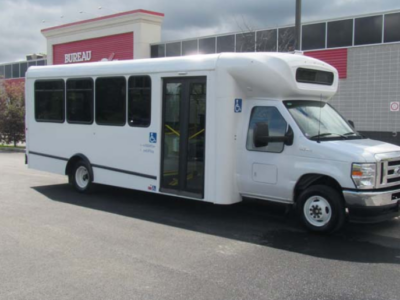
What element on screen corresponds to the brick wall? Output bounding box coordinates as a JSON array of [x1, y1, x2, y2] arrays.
[[53, 32, 134, 65]]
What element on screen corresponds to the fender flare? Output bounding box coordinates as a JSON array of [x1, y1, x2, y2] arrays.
[[293, 173, 343, 203]]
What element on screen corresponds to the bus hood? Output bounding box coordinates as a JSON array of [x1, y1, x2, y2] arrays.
[[316, 138, 400, 162]]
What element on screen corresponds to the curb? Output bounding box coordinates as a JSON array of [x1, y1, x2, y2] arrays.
[[0, 148, 26, 153]]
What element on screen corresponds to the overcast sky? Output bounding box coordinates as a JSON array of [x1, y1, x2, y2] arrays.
[[0, 0, 399, 63]]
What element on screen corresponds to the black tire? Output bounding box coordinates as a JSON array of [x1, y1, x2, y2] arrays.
[[297, 185, 345, 234], [69, 160, 93, 193]]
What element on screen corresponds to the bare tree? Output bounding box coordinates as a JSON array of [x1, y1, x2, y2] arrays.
[[234, 15, 295, 53]]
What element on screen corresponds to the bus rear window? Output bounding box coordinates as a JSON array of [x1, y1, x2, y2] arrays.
[[67, 78, 94, 124], [128, 76, 151, 127], [95, 77, 126, 126], [296, 68, 334, 86], [35, 80, 65, 123]]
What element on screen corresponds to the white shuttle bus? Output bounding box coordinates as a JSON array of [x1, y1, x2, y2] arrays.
[[25, 53, 400, 233]]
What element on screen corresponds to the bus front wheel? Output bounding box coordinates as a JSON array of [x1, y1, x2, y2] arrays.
[[69, 161, 93, 193], [297, 185, 345, 233]]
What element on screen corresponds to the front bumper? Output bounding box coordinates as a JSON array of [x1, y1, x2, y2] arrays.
[[343, 187, 400, 207], [343, 188, 400, 223]]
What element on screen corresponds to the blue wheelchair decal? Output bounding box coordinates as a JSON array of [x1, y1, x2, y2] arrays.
[[149, 132, 157, 143], [234, 99, 242, 113]]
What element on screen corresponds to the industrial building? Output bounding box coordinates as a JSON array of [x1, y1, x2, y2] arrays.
[[1, 8, 399, 145]]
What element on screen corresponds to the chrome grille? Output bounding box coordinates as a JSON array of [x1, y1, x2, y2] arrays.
[[376, 152, 400, 188]]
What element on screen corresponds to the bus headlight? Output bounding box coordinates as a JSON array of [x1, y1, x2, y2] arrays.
[[351, 163, 376, 189]]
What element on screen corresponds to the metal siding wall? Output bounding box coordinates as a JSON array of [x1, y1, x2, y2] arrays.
[[53, 32, 134, 65], [330, 43, 400, 144], [305, 49, 348, 78]]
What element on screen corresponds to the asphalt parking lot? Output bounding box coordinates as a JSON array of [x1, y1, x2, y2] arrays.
[[0, 152, 399, 300]]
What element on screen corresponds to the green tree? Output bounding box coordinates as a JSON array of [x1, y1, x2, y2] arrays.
[[0, 81, 25, 147]]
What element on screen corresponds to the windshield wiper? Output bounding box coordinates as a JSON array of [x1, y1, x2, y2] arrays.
[[343, 131, 365, 139], [310, 133, 348, 140], [343, 132, 358, 136]]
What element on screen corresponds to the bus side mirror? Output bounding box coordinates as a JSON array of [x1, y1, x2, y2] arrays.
[[284, 126, 294, 146], [254, 122, 270, 148], [348, 120, 355, 129], [254, 123, 294, 148]]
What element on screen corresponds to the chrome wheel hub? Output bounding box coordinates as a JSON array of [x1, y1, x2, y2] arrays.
[[304, 196, 332, 227], [75, 166, 89, 189]]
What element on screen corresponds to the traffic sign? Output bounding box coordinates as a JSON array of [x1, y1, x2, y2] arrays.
[[390, 102, 399, 112]]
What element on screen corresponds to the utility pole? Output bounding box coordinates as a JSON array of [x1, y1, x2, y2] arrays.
[[295, 0, 302, 50]]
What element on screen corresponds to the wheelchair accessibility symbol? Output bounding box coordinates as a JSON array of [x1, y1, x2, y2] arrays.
[[234, 99, 242, 113], [149, 132, 157, 143]]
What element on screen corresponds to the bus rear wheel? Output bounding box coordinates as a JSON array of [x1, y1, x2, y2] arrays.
[[69, 161, 93, 193]]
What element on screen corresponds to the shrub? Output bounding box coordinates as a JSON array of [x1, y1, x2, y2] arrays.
[[0, 81, 25, 146]]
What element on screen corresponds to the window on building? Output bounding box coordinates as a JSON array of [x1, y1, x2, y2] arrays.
[[199, 37, 216, 54], [278, 27, 295, 52], [28, 61, 37, 67], [166, 42, 181, 57], [151, 44, 165, 58], [256, 29, 278, 52], [217, 35, 235, 53], [302, 23, 326, 50], [384, 13, 400, 43], [12, 64, 20, 78], [0, 65, 4, 79], [35, 80, 65, 122], [36, 60, 46, 66], [95, 77, 126, 126], [327, 19, 353, 48], [5, 65, 12, 79], [236, 32, 255, 52], [128, 76, 151, 127], [182, 40, 198, 56], [67, 78, 94, 124], [247, 106, 287, 153], [20, 63, 28, 78], [355, 15, 383, 45]]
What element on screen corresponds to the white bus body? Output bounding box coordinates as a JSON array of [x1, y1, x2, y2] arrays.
[[26, 53, 400, 233]]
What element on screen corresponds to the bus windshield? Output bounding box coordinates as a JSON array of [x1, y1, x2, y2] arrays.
[[283, 100, 364, 140]]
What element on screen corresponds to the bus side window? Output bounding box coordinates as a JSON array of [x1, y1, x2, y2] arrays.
[[35, 80, 65, 123], [95, 77, 126, 126], [128, 76, 151, 127], [66, 78, 94, 124]]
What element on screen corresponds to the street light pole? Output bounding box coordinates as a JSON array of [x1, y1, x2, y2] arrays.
[[295, 0, 302, 51]]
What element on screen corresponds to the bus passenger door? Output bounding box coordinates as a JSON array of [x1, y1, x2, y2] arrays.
[[161, 77, 206, 199]]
